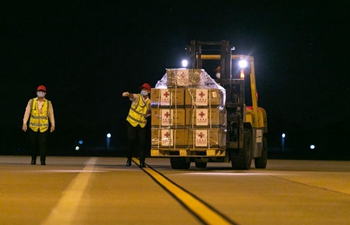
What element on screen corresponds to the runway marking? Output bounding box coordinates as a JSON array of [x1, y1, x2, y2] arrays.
[[31, 170, 104, 173], [41, 157, 97, 225], [183, 172, 281, 176], [134, 159, 237, 225]]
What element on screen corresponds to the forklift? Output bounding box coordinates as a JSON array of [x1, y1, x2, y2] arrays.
[[151, 40, 267, 170], [183, 40, 268, 169]]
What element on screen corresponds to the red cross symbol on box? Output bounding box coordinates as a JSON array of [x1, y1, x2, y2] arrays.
[[198, 111, 205, 118], [163, 91, 169, 98], [198, 132, 205, 139], [198, 91, 206, 98], [164, 111, 170, 118], [164, 132, 170, 138]]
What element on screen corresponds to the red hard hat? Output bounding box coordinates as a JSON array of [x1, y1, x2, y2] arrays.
[[37, 85, 46, 92], [140, 83, 151, 91]]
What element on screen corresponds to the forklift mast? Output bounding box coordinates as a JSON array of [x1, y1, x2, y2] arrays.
[[186, 40, 260, 130], [186, 40, 265, 152]]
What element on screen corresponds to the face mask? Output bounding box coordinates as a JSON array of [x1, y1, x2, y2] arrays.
[[37, 91, 46, 98], [216, 73, 221, 79], [140, 90, 149, 96]]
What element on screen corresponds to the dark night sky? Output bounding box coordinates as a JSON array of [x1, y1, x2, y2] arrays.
[[1, 1, 349, 155]]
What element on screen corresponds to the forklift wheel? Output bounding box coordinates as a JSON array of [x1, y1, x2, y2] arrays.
[[254, 136, 267, 168], [170, 158, 191, 169], [231, 128, 253, 170], [195, 162, 207, 168]]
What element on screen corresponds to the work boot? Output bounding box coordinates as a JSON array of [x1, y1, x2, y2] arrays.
[[139, 162, 146, 168], [139, 156, 146, 168], [40, 157, 46, 165]]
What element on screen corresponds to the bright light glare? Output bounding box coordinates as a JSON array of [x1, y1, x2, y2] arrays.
[[182, 60, 188, 67], [78, 140, 83, 145], [310, 145, 315, 149], [75, 146, 80, 151], [107, 133, 111, 138], [282, 133, 286, 138], [238, 60, 248, 68]]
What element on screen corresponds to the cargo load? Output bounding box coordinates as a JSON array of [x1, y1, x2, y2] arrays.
[[150, 68, 226, 157]]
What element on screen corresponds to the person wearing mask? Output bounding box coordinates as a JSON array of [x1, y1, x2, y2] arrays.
[[22, 85, 55, 165], [122, 83, 151, 167]]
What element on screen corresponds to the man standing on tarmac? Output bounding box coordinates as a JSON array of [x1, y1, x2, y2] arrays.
[[22, 85, 55, 165], [122, 83, 151, 168]]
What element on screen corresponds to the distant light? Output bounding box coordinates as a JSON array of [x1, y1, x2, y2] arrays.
[[107, 133, 111, 138], [75, 146, 80, 151], [310, 145, 315, 149], [282, 133, 286, 138], [238, 60, 248, 69], [182, 59, 188, 67], [78, 140, 83, 145]]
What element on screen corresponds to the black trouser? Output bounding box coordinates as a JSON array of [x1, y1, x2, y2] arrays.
[[28, 128, 49, 162], [126, 122, 147, 163]]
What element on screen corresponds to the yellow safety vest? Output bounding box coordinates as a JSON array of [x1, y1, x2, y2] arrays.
[[126, 94, 150, 128], [29, 98, 51, 132]]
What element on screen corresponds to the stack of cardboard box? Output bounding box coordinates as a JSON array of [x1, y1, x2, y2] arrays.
[[150, 69, 226, 156]]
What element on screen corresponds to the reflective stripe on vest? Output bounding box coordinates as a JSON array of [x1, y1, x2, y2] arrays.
[[29, 98, 50, 132], [126, 94, 150, 128]]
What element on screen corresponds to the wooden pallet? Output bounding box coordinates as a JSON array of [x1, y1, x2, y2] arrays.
[[151, 148, 226, 157]]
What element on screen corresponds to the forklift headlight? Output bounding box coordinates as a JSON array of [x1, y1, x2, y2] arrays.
[[238, 60, 248, 69]]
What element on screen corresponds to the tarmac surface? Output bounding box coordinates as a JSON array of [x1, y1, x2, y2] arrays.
[[1, 156, 350, 225]]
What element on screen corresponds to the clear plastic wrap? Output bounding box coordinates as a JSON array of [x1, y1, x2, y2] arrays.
[[155, 68, 226, 107]]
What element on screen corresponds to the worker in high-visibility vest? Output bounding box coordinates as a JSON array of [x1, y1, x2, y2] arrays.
[[122, 83, 151, 168], [22, 85, 55, 165]]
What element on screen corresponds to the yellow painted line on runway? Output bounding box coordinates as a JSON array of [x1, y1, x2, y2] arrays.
[[134, 159, 236, 225], [41, 157, 97, 225]]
